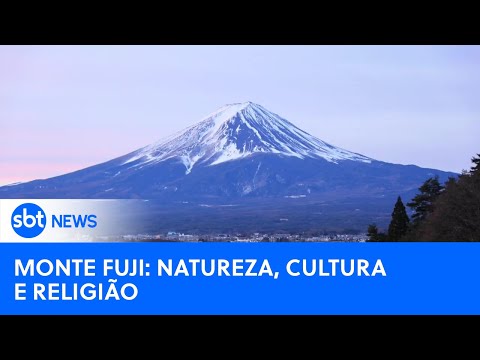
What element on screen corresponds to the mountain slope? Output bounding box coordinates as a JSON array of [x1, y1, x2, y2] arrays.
[[122, 101, 371, 174], [0, 102, 457, 231]]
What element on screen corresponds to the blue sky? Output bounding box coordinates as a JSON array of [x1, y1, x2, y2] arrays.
[[0, 45, 479, 185]]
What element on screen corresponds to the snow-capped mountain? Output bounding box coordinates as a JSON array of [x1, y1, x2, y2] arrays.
[[123, 101, 371, 174], [0, 102, 457, 232]]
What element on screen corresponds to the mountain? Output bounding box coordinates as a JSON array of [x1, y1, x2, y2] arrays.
[[0, 102, 457, 233], [123, 101, 372, 172]]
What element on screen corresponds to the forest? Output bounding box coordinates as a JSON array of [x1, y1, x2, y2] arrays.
[[367, 154, 480, 242]]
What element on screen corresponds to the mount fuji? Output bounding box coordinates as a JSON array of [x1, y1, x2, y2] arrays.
[[0, 102, 457, 232]]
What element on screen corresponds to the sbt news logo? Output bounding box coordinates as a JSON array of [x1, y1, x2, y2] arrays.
[[11, 203, 97, 238]]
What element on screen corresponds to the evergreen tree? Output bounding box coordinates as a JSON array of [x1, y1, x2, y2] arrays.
[[415, 154, 480, 241], [406, 175, 444, 226], [388, 196, 410, 241], [470, 153, 480, 175], [377, 233, 388, 242], [367, 224, 379, 242], [366, 223, 387, 242]]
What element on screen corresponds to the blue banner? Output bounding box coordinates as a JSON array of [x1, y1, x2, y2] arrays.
[[0, 242, 479, 315]]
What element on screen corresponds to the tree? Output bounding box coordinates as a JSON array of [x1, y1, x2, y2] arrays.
[[407, 175, 444, 226], [388, 196, 410, 241], [414, 154, 480, 241], [366, 223, 388, 242], [367, 224, 379, 242], [470, 153, 480, 175]]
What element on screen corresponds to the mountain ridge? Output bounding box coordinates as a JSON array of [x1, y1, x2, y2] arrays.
[[118, 101, 372, 176], [0, 102, 457, 231]]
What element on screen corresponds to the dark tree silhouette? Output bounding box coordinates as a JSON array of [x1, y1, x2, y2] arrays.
[[367, 224, 379, 242], [407, 176, 444, 226], [414, 155, 480, 241], [388, 196, 410, 241], [366, 223, 388, 242], [366, 154, 480, 242], [470, 153, 480, 174]]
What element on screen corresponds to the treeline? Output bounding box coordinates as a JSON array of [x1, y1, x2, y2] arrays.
[[367, 154, 480, 242]]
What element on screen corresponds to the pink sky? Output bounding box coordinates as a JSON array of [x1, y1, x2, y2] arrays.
[[1, 45, 479, 186]]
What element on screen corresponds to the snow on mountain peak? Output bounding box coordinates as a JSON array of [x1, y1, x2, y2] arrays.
[[123, 102, 372, 174]]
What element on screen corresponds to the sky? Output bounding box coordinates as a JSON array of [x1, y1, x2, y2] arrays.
[[1, 45, 479, 186]]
